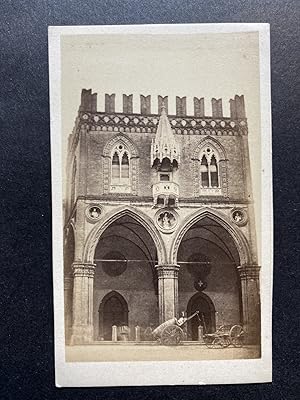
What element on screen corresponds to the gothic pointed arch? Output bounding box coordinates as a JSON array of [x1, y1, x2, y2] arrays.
[[83, 206, 166, 264], [98, 291, 129, 340], [102, 134, 139, 195], [170, 207, 251, 266], [192, 136, 228, 197]]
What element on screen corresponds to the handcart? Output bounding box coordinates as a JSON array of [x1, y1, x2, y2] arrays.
[[203, 323, 245, 348], [152, 311, 200, 345]]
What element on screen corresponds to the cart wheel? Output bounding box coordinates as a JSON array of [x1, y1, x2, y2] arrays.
[[204, 336, 215, 349], [229, 325, 245, 348], [161, 325, 183, 345], [222, 337, 231, 348], [212, 337, 224, 348]]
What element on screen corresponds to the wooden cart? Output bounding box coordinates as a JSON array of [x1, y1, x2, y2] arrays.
[[203, 324, 245, 348], [152, 311, 200, 345]]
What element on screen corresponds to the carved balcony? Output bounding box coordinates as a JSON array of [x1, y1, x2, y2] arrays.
[[153, 182, 179, 208]]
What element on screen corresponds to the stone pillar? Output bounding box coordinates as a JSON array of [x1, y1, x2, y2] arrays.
[[70, 262, 96, 345], [238, 265, 261, 344], [198, 325, 204, 343], [155, 265, 179, 324], [135, 326, 141, 342], [64, 275, 73, 344], [112, 325, 118, 342]]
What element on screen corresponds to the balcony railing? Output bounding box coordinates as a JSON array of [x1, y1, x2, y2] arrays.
[[153, 181, 179, 197]]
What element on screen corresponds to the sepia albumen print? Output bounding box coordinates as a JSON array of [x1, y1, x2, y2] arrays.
[[50, 24, 272, 386]]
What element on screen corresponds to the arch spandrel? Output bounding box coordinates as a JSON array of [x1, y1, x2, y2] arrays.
[[170, 207, 251, 266], [83, 206, 166, 265]]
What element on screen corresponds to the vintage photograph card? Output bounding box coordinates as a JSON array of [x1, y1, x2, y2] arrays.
[[49, 23, 272, 386]]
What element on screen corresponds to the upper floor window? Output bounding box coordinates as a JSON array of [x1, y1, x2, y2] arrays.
[[111, 143, 130, 185], [199, 147, 219, 189], [103, 134, 139, 195], [192, 137, 227, 197]]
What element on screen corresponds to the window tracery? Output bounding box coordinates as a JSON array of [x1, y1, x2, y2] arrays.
[[192, 137, 228, 197], [199, 147, 219, 189], [102, 135, 139, 195], [111, 144, 130, 185]]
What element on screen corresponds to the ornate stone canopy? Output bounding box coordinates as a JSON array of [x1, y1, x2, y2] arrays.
[[151, 104, 180, 167]]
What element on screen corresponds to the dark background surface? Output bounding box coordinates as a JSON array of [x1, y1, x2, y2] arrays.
[[0, 1, 299, 399]]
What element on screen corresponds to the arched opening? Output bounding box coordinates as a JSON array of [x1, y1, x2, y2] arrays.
[[177, 216, 242, 333], [99, 291, 128, 340], [210, 155, 219, 187], [200, 155, 209, 187], [187, 292, 216, 340], [157, 195, 165, 206], [94, 214, 159, 340]]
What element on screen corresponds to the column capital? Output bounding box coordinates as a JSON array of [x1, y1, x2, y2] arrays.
[[72, 262, 96, 278], [238, 265, 261, 280], [155, 264, 180, 278]]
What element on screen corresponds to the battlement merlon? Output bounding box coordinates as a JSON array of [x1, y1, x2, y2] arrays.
[[77, 90, 247, 119]]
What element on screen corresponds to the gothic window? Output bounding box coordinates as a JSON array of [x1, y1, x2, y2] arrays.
[[110, 143, 130, 188], [193, 138, 227, 197], [103, 135, 138, 195], [199, 147, 220, 189]]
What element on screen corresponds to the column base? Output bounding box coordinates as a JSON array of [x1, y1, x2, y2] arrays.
[[70, 324, 94, 345]]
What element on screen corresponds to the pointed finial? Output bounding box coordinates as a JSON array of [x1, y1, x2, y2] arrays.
[[161, 101, 167, 115]]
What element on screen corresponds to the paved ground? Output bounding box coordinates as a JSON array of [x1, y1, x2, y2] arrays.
[[66, 344, 261, 362]]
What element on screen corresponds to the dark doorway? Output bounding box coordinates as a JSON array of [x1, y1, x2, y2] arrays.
[[187, 293, 216, 340], [99, 291, 128, 340]]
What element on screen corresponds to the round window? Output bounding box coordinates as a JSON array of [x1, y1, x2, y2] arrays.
[[102, 251, 127, 277]]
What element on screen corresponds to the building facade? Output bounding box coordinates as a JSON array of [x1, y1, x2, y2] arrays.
[[64, 89, 261, 345]]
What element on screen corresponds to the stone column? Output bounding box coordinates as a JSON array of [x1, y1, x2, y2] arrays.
[[64, 275, 73, 344], [155, 265, 179, 324], [70, 262, 96, 345], [238, 265, 261, 344]]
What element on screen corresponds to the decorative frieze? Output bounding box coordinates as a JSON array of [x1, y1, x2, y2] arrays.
[[79, 111, 247, 136]]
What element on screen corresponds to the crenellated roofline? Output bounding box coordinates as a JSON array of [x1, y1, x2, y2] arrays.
[[68, 90, 249, 153]]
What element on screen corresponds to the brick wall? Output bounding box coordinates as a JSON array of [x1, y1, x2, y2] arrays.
[[79, 129, 247, 201]]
